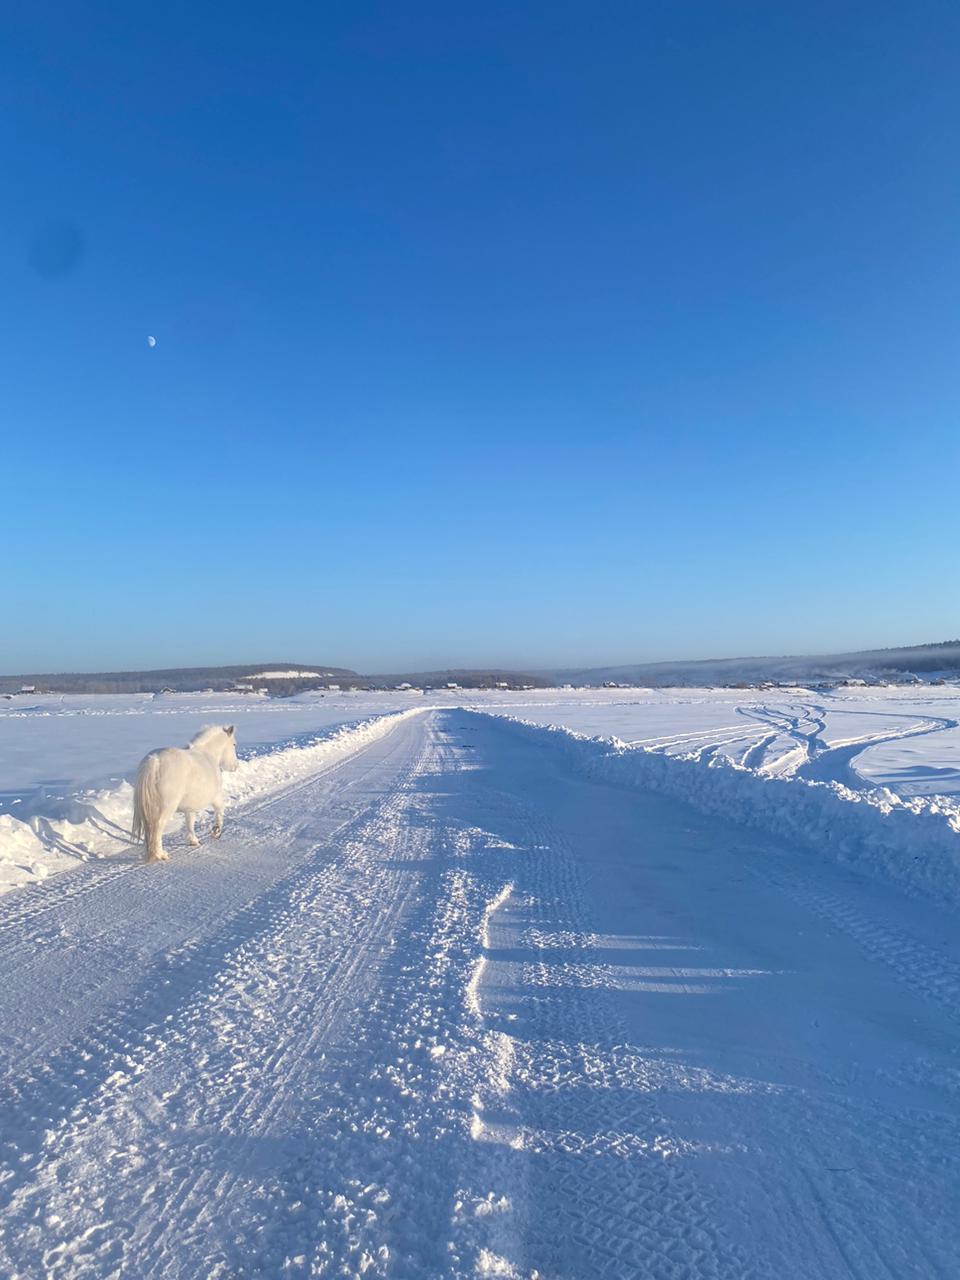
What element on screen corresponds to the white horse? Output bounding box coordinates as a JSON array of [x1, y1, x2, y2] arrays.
[[132, 725, 240, 862]]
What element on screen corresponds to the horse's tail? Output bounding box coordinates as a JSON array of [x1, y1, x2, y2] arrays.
[[132, 753, 162, 848]]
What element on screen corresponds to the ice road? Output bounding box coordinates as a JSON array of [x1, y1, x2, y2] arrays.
[[1, 709, 958, 1278]]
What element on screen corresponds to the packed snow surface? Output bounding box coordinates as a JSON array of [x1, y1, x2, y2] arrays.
[[1, 708, 959, 1278]]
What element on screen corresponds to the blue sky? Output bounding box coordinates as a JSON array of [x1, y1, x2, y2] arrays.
[[3, 1, 958, 673]]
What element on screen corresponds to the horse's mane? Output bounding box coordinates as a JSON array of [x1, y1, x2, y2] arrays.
[[189, 725, 227, 749]]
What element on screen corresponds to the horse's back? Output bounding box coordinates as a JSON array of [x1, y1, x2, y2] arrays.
[[138, 745, 218, 810], [139, 744, 189, 782], [178, 747, 222, 809]]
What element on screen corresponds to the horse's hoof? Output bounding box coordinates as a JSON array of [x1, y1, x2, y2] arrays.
[[213, 828, 222, 839], [188, 838, 201, 848]]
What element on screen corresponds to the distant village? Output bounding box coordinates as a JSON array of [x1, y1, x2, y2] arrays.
[[3, 669, 957, 699]]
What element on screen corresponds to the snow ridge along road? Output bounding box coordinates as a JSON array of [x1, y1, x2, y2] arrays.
[[1, 709, 959, 1277], [497, 713, 960, 904]]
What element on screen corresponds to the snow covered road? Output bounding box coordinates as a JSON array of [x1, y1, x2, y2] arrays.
[[1, 709, 959, 1278]]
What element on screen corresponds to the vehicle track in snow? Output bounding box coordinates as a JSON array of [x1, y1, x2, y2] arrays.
[[477, 825, 750, 1278], [735, 699, 960, 788]]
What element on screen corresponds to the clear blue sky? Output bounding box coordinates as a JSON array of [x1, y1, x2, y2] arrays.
[[3, 1, 958, 674]]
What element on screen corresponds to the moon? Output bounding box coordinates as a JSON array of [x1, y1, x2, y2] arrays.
[[147, 335, 157, 348]]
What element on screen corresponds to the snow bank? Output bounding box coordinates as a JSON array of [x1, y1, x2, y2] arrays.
[[491, 715, 960, 902], [0, 709, 423, 894], [245, 669, 326, 679]]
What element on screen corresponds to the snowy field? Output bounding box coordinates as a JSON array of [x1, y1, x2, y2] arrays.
[[472, 685, 960, 794], [1, 702, 960, 1277], [3, 684, 960, 895]]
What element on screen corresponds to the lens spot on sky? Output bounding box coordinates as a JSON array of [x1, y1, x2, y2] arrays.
[[28, 221, 86, 278]]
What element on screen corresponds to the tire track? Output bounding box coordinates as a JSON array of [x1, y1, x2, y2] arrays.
[[443, 714, 752, 1279]]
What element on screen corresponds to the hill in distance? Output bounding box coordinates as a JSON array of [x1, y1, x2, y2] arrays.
[[0, 664, 357, 695], [552, 640, 960, 687], [0, 664, 550, 695], [4, 640, 960, 695]]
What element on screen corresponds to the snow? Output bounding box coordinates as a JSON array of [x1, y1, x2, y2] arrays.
[[245, 669, 327, 679], [470, 685, 960, 793], [494, 714, 960, 904], [476, 686, 960, 903], [5, 685, 960, 898], [1, 709, 959, 1276], [0, 690, 421, 804], [0, 696, 424, 892]]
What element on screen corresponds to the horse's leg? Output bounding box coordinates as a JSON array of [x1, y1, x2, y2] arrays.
[[146, 811, 172, 862], [213, 778, 226, 839], [184, 810, 200, 847]]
